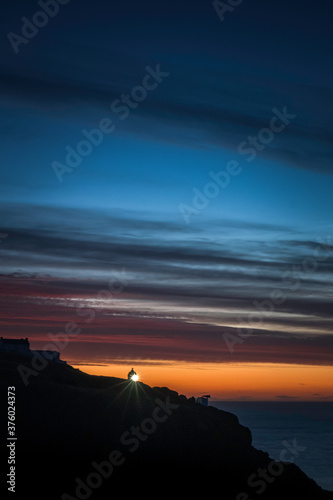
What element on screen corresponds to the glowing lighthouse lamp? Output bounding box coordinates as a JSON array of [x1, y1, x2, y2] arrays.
[[127, 368, 139, 382]]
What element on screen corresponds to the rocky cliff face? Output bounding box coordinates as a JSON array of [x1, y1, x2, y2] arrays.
[[1, 354, 332, 500]]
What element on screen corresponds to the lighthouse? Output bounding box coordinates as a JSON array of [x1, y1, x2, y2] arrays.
[[127, 368, 139, 381]]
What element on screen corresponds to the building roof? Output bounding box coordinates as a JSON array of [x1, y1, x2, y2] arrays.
[[0, 337, 29, 345]]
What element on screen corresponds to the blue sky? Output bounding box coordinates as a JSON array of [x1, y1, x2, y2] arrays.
[[0, 0, 333, 371]]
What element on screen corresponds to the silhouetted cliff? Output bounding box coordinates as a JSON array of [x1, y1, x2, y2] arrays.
[[0, 353, 332, 500]]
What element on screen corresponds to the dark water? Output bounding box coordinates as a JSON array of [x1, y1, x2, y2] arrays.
[[212, 401, 333, 491]]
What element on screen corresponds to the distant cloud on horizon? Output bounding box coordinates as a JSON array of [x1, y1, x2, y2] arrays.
[[275, 395, 299, 400]]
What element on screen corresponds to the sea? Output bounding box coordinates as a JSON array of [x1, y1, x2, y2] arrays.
[[211, 401, 333, 491]]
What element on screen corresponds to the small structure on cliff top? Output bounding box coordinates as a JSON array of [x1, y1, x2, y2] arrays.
[[196, 395, 211, 406], [127, 367, 139, 381]]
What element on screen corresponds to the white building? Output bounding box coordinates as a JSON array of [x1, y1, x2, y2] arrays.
[[196, 395, 211, 406]]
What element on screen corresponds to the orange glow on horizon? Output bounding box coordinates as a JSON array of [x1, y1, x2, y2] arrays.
[[71, 360, 333, 401]]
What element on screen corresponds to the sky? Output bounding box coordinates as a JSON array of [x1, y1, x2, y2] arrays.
[[0, 0, 333, 400]]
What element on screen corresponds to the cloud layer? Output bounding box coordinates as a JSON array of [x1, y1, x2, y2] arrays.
[[1, 204, 332, 366]]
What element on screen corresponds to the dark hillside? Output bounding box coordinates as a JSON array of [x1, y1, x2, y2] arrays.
[[1, 354, 332, 500]]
